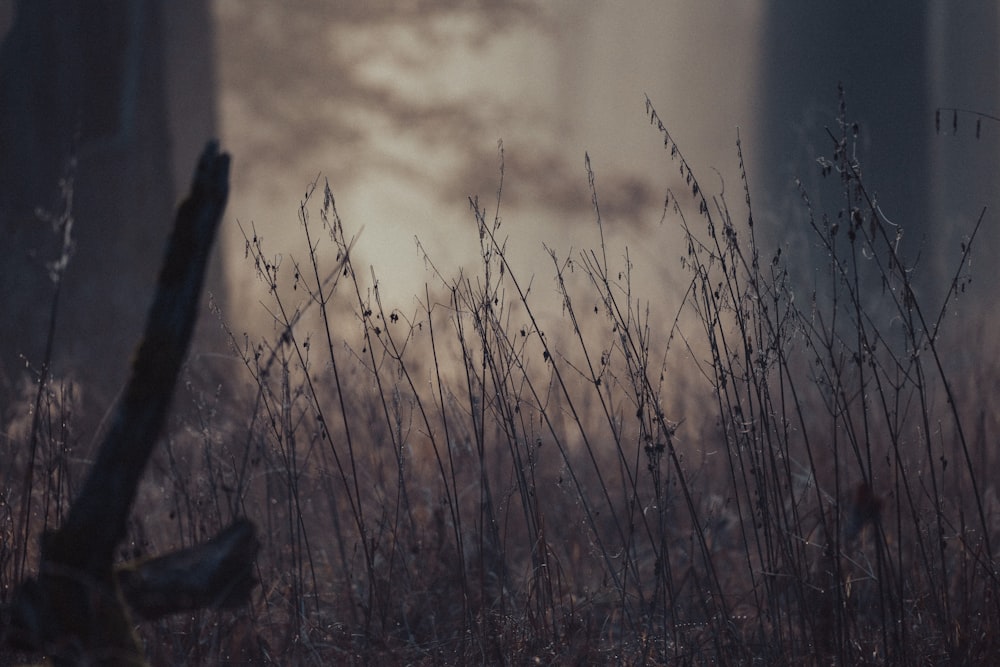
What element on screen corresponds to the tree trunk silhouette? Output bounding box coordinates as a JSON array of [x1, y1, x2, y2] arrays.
[[754, 2, 1000, 302], [755, 2, 930, 250], [0, 0, 221, 407]]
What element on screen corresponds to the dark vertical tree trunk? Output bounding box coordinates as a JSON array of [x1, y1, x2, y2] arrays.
[[0, 0, 220, 406], [928, 4, 1000, 269], [755, 2, 1000, 307], [755, 2, 931, 282]]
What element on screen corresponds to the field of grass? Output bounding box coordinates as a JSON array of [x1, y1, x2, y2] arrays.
[[3, 98, 999, 664]]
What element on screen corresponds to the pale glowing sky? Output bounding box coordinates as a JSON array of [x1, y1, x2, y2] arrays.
[[213, 2, 765, 325]]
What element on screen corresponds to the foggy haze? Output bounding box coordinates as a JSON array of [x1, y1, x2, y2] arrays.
[[214, 1, 765, 325], [3, 4, 1000, 661], [214, 1, 999, 334], [1, 0, 997, 395]]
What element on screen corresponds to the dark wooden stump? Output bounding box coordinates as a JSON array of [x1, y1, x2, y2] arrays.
[[2, 142, 258, 665]]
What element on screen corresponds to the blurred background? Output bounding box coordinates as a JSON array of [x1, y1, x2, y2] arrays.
[[0, 1, 997, 406]]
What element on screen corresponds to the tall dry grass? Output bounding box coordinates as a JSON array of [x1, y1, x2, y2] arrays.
[[3, 94, 1000, 664]]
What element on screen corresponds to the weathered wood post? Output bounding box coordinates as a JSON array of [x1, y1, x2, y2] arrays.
[[2, 142, 257, 665]]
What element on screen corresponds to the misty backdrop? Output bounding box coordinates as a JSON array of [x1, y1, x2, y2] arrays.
[[1, 1, 997, 404]]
